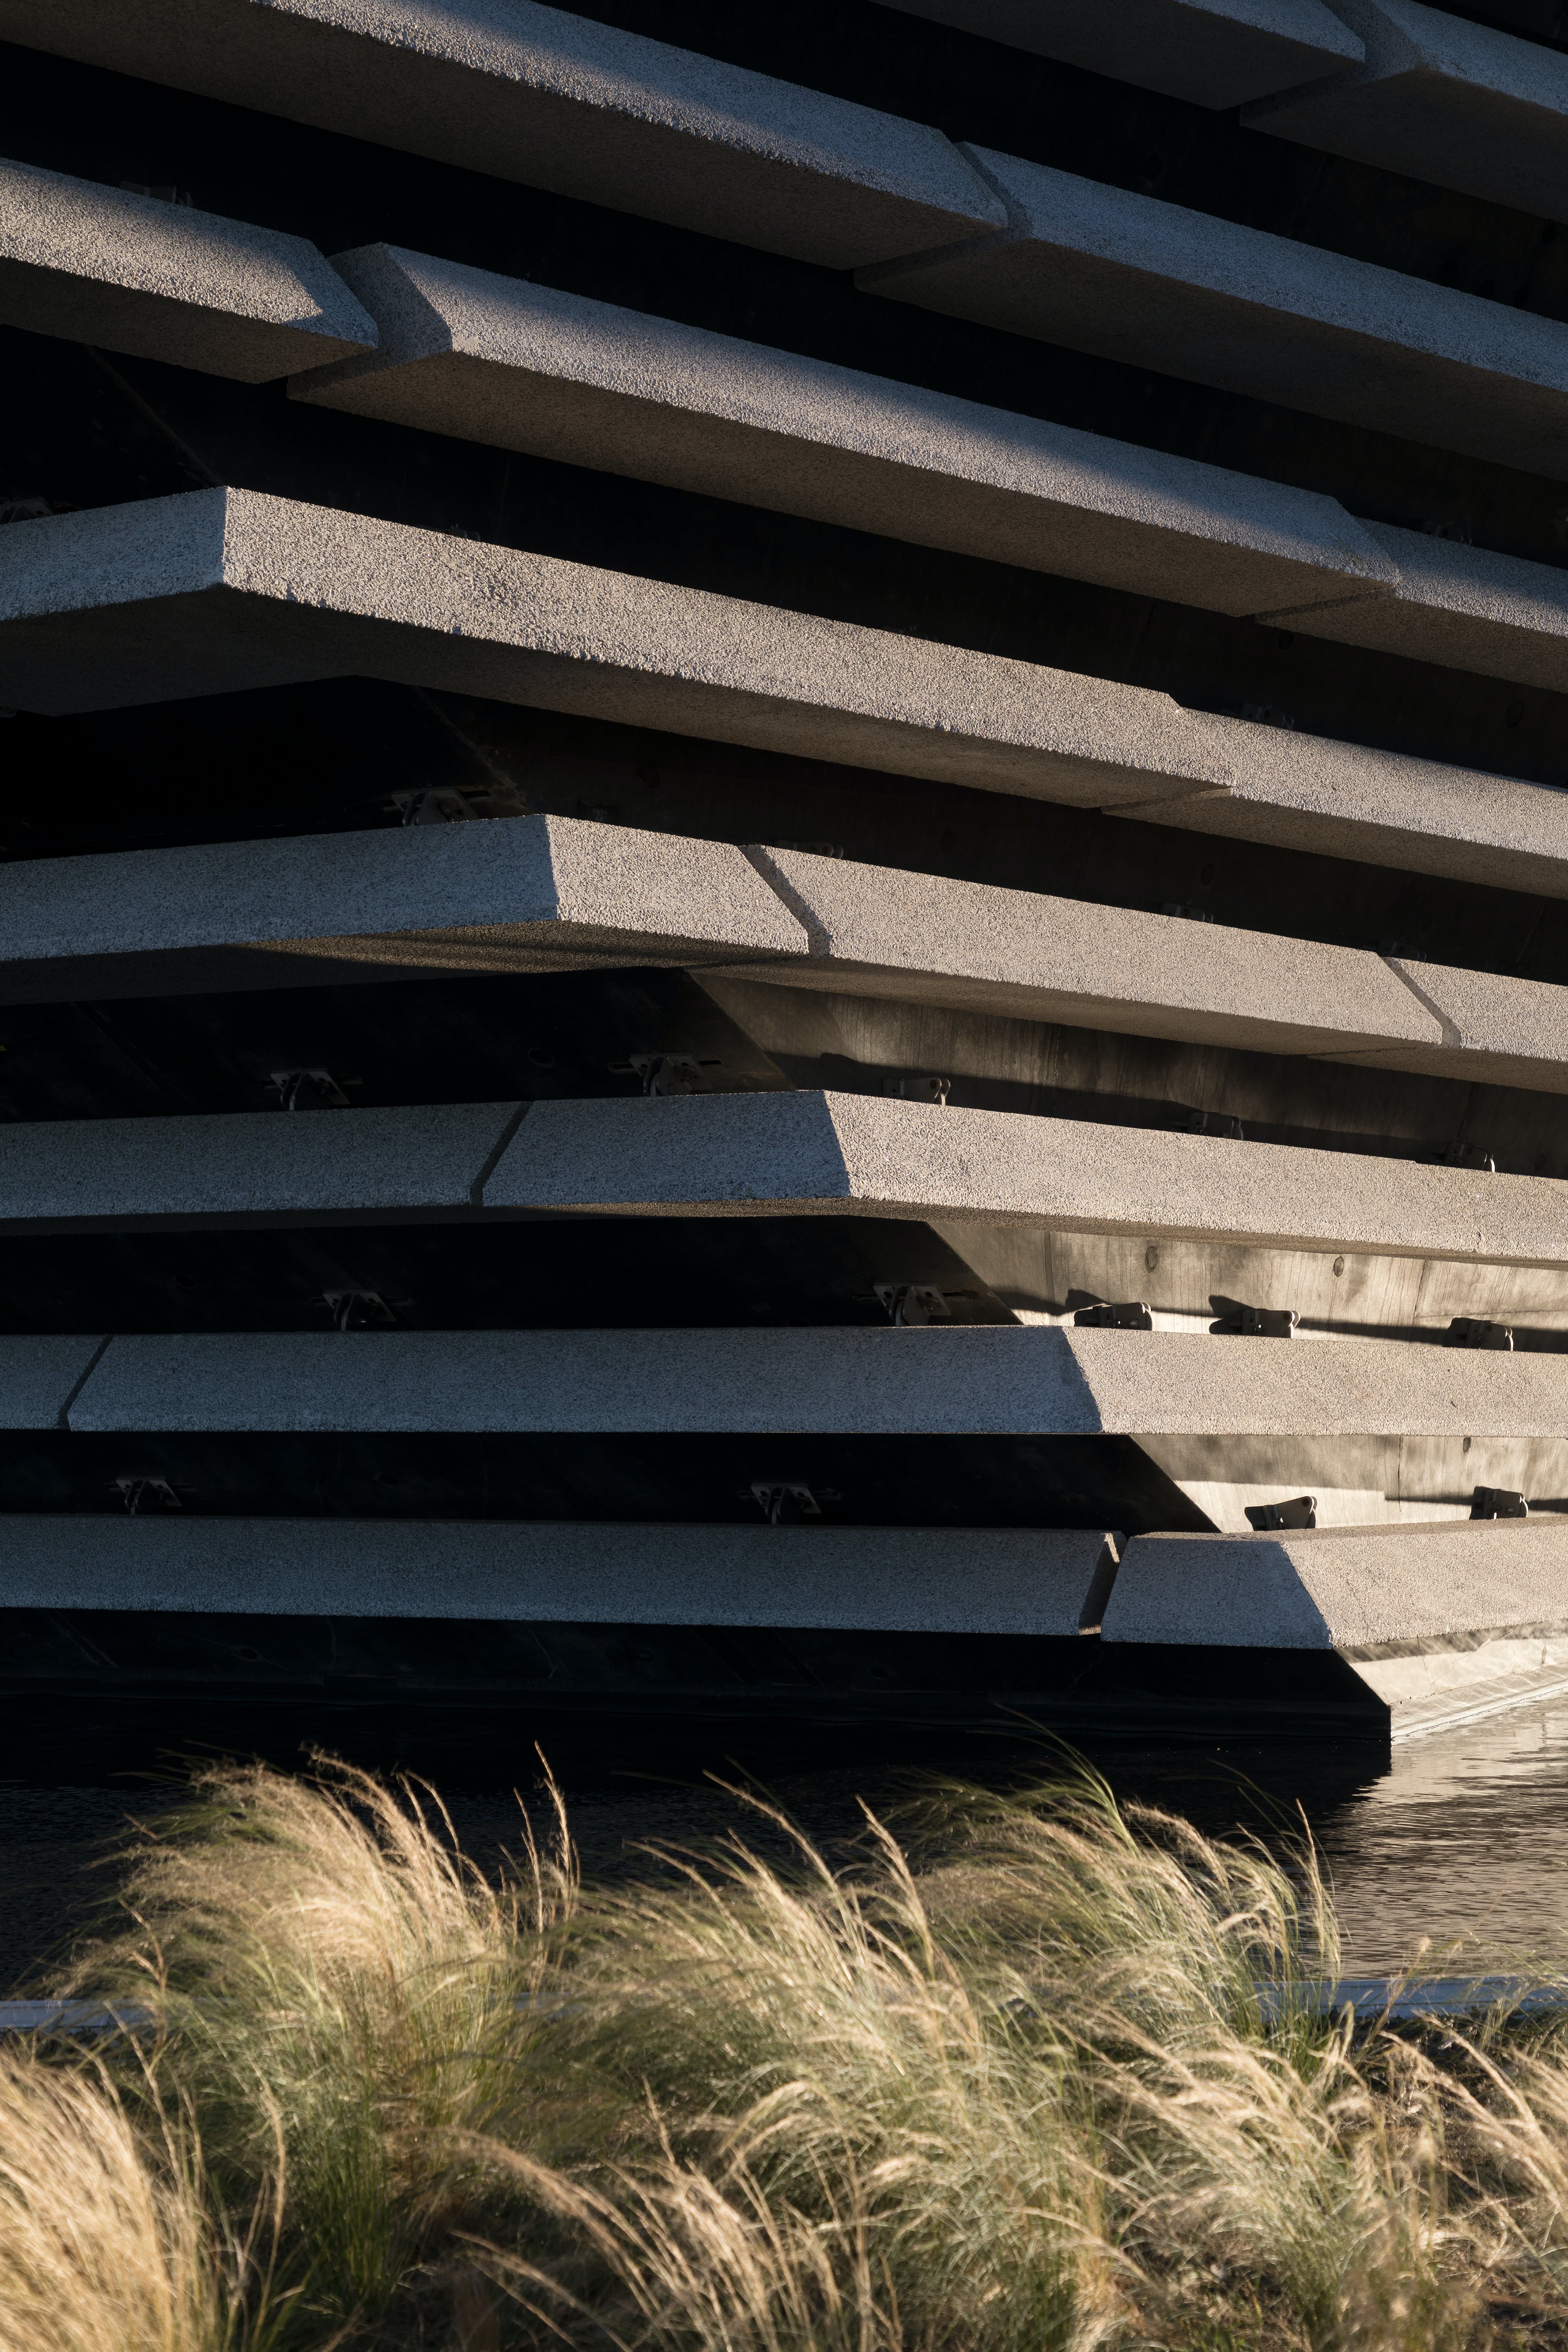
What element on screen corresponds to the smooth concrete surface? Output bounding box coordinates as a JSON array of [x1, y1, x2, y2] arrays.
[[872, 0, 1363, 106], [11, 1091, 1568, 1271], [1245, 0, 1568, 225], [1284, 523, 1568, 694], [294, 249, 1398, 622], [0, 0, 1005, 268], [6, 488, 1568, 896], [0, 156, 376, 380], [860, 149, 1568, 477], [1103, 1517, 1568, 1650], [0, 1337, 107, 1432], [0, 816, 806, 1002], [0, 1515, 1117, 1634], [59, 1325, 1568, 1434]]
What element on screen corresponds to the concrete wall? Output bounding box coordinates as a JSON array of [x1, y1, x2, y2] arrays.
[[1245, 0, 1568, 225], [0, 0, 1006, 267], [860, 147, 1568, 476]]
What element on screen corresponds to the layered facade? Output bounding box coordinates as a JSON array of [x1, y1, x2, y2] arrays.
[[3, 0, 1568, 1770]]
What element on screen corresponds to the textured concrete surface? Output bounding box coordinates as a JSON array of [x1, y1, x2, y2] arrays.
[[0, 1515, 1117, 1634], [860, 149, 1568, 477], [1335, 957, 1568, 1094], [1245, 0, 1568, 225], [0, 816, 806, 1002], [0, 1336, 107, 1431], [0, 0, 1005, 268], [4, 487, 1564, 895], [1285, 522, 1568, 693], [1104, 1517, 1568, 1650], [0, 156, 375, 380], [61, 1325, 1568, 1435], [872, 0, 1363, 105], [8, 1093, 1568, 1266], [294, 249, 1397, 621], [0, 1102, 522, 1233]]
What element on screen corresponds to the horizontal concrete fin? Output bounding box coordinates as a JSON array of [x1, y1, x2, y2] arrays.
[[293, 247, 1397, 621], [0, 155, 376, 380], [10, 1091, 1568, 1270], [0, 1516, 1117, 1634], [0, 0, 1006, 267], [0, 1336, 109, 1430], [0, 815, 806, 1002], [874, 0, 1363, 106], [860, 147, 1568, 477], [1104, 1516, 1568, 1650], [1284, 522, 1568, 693], [1244, 0, 1568, 226], [56, 1325, 1568, 1437]]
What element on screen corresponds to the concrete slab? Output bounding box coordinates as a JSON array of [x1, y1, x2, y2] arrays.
[[1283, 523, 1568, 692], [0, 1336, 108, 1430], [0, 156, 376, 380], [1245, 0, 1568, 226], [60, 1325, 1568, 1435], [0, 815, 806, 1002], [0, 1102, 522, 1233], [860, 148, 1568, 477], [0, 1515, 1118, 1635], [872, 0, 1363, 106], [1332, 956, 1568, 1094], [293, 248, 1397, 622], [0, 0, 1005, 268]]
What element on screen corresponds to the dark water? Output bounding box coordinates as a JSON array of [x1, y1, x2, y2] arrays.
[[5, 1700, 1568, 1991]]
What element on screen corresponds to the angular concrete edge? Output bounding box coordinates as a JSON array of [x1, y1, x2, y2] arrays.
[[0, 155, 376, 380], [0, 1336, 110, 1431], [874, 0, 1363, 107], [0, 0, 1007, 270], [292, 245, 1397, 623], [1282, 520, 1568, 695], [0, 1515, 1117, 1635]]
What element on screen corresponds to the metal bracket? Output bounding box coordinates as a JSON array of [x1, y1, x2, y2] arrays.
[[1443, 1143, 1497, 1172], [268, 1068, 358, 1110], [884, 1074, 952, 1106], [1214, 1305, 1297, 1337], [1073, 1301, 1153, 1330], [1472, 1486, 1529, 1520], [1160, 902, 1214, 922], [112, 1476, 184, 1515], [118, 181, 194, 205], [619, 1054, 719, 1097], [1247, 1495, 1318, 1530], [1188, 1107, 1244, 1138], [1448, 1318, 1514, 1350], [319, 1290, 403, 1332], [749, 1481, 832, 1526], [390, 780, 527, 824], [874, 1283, 952, 1327]]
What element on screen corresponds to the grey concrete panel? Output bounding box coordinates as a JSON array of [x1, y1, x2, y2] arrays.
[[1245, 0, 1568, 225], [0, 1515, 1116, 1635], [873, 0, 1363, 105], [0, 816, 806, 1002], [860, 148, 1568, 476], [293, 249, 1397, 622], [1282, 522, 1568, 692], [62, 1325, 1568, 1437], [1104, 1517, 1568, 1650], [0, 0, 1004, 268], [0, 1102, 522, 1233], [0, 156, 375, 380], [0, 1337, 108, 1430]]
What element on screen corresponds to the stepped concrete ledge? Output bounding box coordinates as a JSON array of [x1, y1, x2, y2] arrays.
[[1244, 0, 1568, 227], [0, 1516, 1117, 1634], [0, 0, 1004, 270], [0, 156, 376, 381], [871, 0, 1363, 107], [0, 1337, 109, 1431], [292, 249, 1397, 622], [5, 1092, 1568, 1269], [1105, 1519, 1568, 1735], [2, 488, 1565, 896], [1281, 523, 1568, 693], [53, 1324, 1568, 1434], [0, 816, 806, 1002], [859, 149, 1568, 477]]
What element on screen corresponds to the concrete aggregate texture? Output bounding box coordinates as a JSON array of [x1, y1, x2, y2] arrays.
[[0, 0, 1006, 267], [872, 0, 1364, 106], [56, 1325, 1568, 1436], [1244, 0, 1568, 225], [0, 1336, 109, 1432], [9, 1091, 1568, 1269], [1285, 523, 1568, 694], [1105, 1518, 1568, 1650], [2, 486, 1566, 895], [860, 148, 1568, 478], [0, 157, 376, 379], [294, 248, 1399, 623], [0, 815, 806, 1002], [0, 1516, 1117, 1635]]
